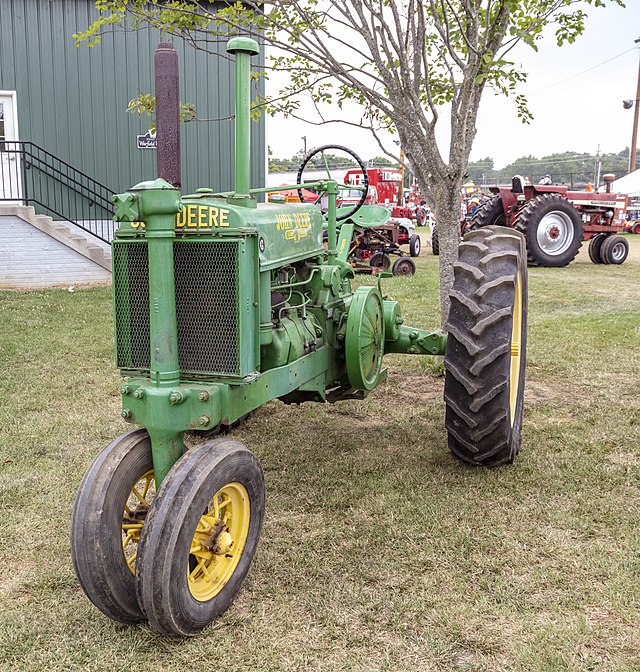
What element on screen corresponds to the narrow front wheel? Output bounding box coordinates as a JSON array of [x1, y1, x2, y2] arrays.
[[70, 429, 154, 623], [135, 438, 265, 636], [409, 234, 421, 257], [600, 235, 629, 265]]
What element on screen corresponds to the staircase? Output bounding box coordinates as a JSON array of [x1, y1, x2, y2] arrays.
[[0, 142, 116, 285], [0, 204, 111, 270]]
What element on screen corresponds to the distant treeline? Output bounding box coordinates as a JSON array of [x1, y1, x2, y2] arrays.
[[268, 148, 633, 190], [466, 149, 631, 189], [268, 150, 394, 173]]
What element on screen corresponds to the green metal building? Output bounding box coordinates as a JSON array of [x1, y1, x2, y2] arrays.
[[0, 0, 266, 197]]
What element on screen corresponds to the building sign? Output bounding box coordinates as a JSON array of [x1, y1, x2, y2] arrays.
[[136, 130, 157, 150]]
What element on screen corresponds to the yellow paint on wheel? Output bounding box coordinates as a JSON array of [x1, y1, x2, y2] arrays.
[[188, 482, 251, 602], [121, 469, 155, 574], [509, 273, 523, 425]]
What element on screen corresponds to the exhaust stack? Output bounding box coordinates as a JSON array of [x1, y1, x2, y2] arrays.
[[154, 42, 181, 189]]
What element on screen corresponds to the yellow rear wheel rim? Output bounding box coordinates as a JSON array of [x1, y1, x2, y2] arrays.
[[188, 482, 251, 602], [121, 469, 155, 575], [509, 273, 523, 425]]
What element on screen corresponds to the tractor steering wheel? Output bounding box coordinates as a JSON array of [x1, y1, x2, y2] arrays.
[[296, 144, 369, 222]]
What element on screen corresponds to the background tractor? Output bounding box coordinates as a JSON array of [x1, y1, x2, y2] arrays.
[[335, 204, 419, 276], [471, 174, 630, 267], [70, 38, 529, 637], [296, 147, 421, 274]]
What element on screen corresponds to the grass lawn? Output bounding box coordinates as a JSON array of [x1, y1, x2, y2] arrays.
[[1, 233, 639, 671]]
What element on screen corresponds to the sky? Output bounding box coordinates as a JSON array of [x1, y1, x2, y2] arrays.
[[264, 2, 640, 170]]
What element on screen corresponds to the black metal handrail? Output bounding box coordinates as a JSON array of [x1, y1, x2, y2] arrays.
[[0, 141, 116, 242]]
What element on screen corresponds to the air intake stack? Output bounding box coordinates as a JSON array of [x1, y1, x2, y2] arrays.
[[226, 37, 260, 207]]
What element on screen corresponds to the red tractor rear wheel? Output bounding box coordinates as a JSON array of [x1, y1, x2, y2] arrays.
[[471, 194, 506, 229], [514, 194, 583, 267]]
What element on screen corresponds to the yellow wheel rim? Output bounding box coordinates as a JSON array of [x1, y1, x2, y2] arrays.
[[188, 482, 251, 602], [509, 273, 523, 426], [121, 469, 155, 575]]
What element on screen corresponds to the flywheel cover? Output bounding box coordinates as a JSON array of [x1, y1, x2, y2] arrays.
[[345, 286, 385, 390]]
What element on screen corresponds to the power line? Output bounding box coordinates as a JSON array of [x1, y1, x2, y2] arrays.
[[470, 151, 628, 169], [531, 46, 637, 94]]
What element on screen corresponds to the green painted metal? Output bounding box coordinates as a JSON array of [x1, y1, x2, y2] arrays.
[[114, 178, 185, 485], [326, 180, 338, 265], [337, 205, 391, 226], [337, 222, 355, 262], [345, 287, 385, 390], [129, 179, 182, 385], [226, 37, 259, 207], [108, 36, 448, 494], [384, 326, 447, 356]]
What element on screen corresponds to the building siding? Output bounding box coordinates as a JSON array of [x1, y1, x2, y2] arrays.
[[0, 215, 111, 287], [0, 0, 266, 197]]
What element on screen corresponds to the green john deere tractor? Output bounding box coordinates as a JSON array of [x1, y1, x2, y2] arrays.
[[70, 37, 529, 637]]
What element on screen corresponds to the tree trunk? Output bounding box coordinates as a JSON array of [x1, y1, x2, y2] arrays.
[[431, 182, 463, 327]]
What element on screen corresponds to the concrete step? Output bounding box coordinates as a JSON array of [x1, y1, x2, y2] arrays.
[[0, 205, 112, 271]]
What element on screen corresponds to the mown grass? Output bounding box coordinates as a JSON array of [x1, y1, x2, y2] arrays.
[[1, 235, 639, 671]]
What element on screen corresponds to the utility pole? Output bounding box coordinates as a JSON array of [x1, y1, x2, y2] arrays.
[[629, 37, 640, 174], [302, 136, 307, 157], [397, 148, 405, 204]]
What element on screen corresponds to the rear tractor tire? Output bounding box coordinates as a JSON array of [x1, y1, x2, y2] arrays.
[[135, 438, 265, 637], [514, 193, 583, 267], [444, 226, 528, 466], [600, 235, 629, 265], [471, 194, 506, 229]]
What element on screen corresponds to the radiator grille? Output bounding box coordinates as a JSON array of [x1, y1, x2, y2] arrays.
[[113, 239, 241, 377], [174, 241, 240, 375], [113, 241, 150, 371]]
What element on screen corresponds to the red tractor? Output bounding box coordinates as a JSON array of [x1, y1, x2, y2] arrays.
[[296, 147, 421, 273], [342, 166, 419, 253], [472, 174, 630, 266]]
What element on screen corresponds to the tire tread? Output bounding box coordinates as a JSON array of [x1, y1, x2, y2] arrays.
[[444, 226, 528, 466]]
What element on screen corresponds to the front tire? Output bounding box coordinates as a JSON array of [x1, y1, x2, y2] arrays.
[[431, 225, 440, 255], [409, 234, 421, 257], [444, 227, 528, 466], [370, 252, 391, 271], [135, 438, 265, 637], [588, 234, 607, 264], [391, 257, 416, 276], [600, 235, 629, 265], [514, 193, 583, 267], [70, 429, 154, 624]]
